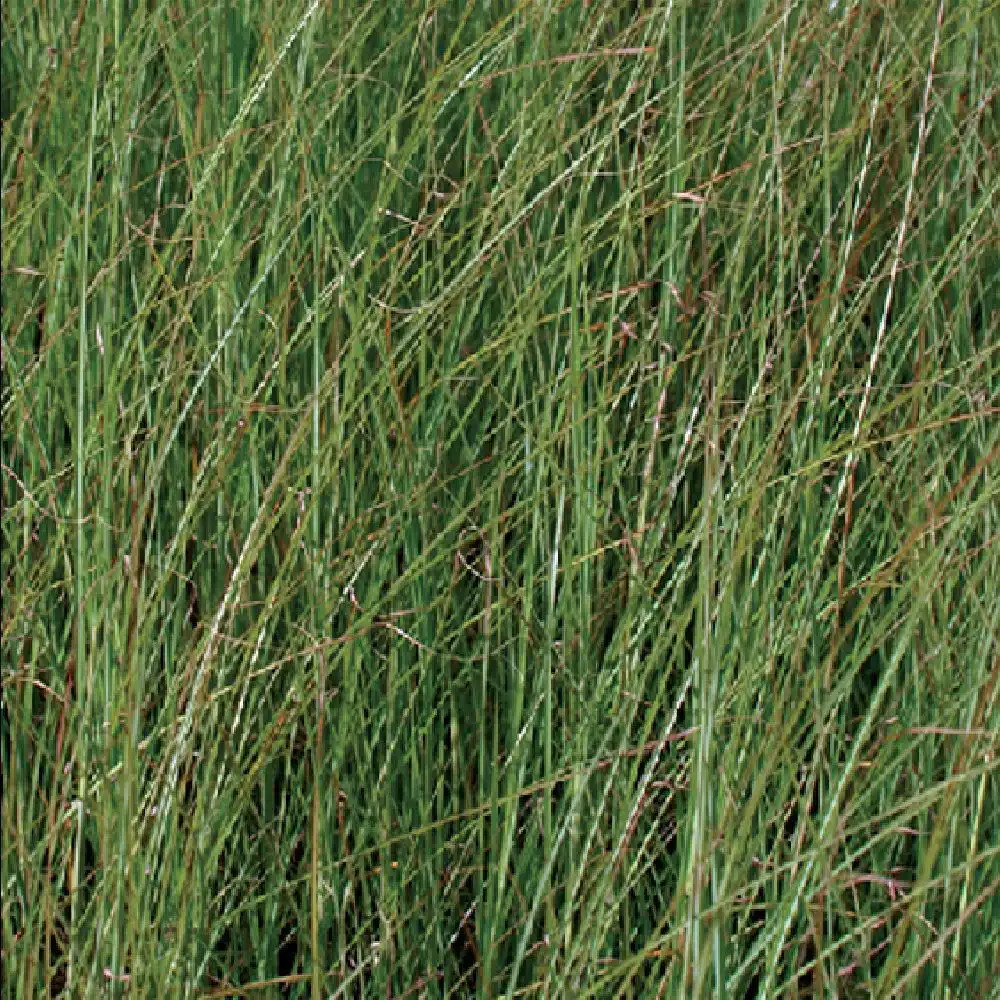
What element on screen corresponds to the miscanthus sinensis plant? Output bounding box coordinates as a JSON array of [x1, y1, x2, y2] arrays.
[[2, 0, 996, 997]]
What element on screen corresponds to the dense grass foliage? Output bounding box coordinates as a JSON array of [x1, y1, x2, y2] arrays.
[[2, 0, 997, 996]]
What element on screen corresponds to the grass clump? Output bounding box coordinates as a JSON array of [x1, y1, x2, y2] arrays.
[[2, 0, 997, 997]]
